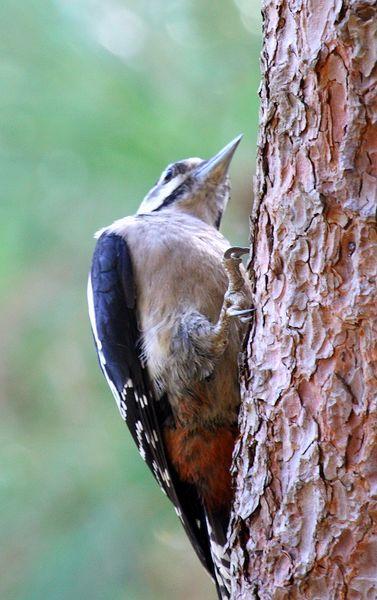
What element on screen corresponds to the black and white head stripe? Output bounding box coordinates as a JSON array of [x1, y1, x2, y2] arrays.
[[137, 158, 203, 215], [87, 231, 216, 583], [158, 160, 193, 183]]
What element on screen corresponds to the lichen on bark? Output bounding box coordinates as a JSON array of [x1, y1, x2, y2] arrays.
[[230, 1, 377, 598]]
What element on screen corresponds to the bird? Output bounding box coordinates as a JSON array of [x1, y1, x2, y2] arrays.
[[87, 135, 253, 599]]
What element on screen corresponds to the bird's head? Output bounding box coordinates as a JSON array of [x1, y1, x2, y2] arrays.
[[137, 135, 242, 229]]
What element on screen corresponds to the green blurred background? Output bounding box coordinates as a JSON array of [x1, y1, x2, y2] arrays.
[[0, 1, 261, 598]]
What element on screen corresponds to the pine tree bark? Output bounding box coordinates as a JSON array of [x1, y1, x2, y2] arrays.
[[230, 1, 377, 598]]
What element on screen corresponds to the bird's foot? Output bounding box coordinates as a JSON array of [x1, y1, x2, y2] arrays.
[[223, 247, 254, 323], [210, 247, 254, 355]]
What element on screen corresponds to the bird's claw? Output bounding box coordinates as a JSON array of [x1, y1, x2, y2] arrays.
[[240, 317, 253, 324], [227, 307, 255, 317], [223, 246, 250, 260], [227, 306, 255, 324], [214, 245, 254, 337]]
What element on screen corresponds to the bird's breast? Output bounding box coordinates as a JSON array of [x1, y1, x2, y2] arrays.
[[127, 215, 230, 328]]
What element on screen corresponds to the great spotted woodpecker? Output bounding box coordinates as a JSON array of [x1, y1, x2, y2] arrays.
[[87, 135, 253, 598]]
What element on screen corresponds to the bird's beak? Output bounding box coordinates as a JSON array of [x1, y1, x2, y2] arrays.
[[194, 134, 243, 185]]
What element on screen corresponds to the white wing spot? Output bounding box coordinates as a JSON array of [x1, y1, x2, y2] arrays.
[[119, 403, 127, 420], [152, 460, 166, 495], [174, 506, 183, 520], [121, 379, 133, 400], [162, 468, 171, 488], [135, 420, 146, 461]]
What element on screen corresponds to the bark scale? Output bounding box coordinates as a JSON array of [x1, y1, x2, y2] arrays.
[[230, 1, 377, 598]]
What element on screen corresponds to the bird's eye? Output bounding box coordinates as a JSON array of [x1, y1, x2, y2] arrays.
[[163, 167, 175, 183]]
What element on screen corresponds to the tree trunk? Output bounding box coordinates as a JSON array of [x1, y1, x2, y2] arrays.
[[230, 1, 377, 598]]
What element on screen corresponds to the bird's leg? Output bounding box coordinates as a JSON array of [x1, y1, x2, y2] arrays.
[[210, 247, 254, 355], [165, 248, 254, 395]]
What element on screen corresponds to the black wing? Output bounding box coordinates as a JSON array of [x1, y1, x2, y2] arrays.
[[87, 231, 216, 580]]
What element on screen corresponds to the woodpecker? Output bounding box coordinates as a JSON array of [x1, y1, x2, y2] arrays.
[[87, 135, 253, 599]]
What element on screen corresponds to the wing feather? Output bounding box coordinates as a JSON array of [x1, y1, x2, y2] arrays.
[[88, 231, 215, 579]]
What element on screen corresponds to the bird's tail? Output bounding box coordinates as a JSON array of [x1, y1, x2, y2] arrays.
[[205, 511, 232, 599]]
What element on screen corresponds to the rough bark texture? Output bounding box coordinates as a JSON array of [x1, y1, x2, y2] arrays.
[[230, 1, 377, 598]]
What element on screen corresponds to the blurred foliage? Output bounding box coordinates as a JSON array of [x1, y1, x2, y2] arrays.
[[0, 1, 261, 598]]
